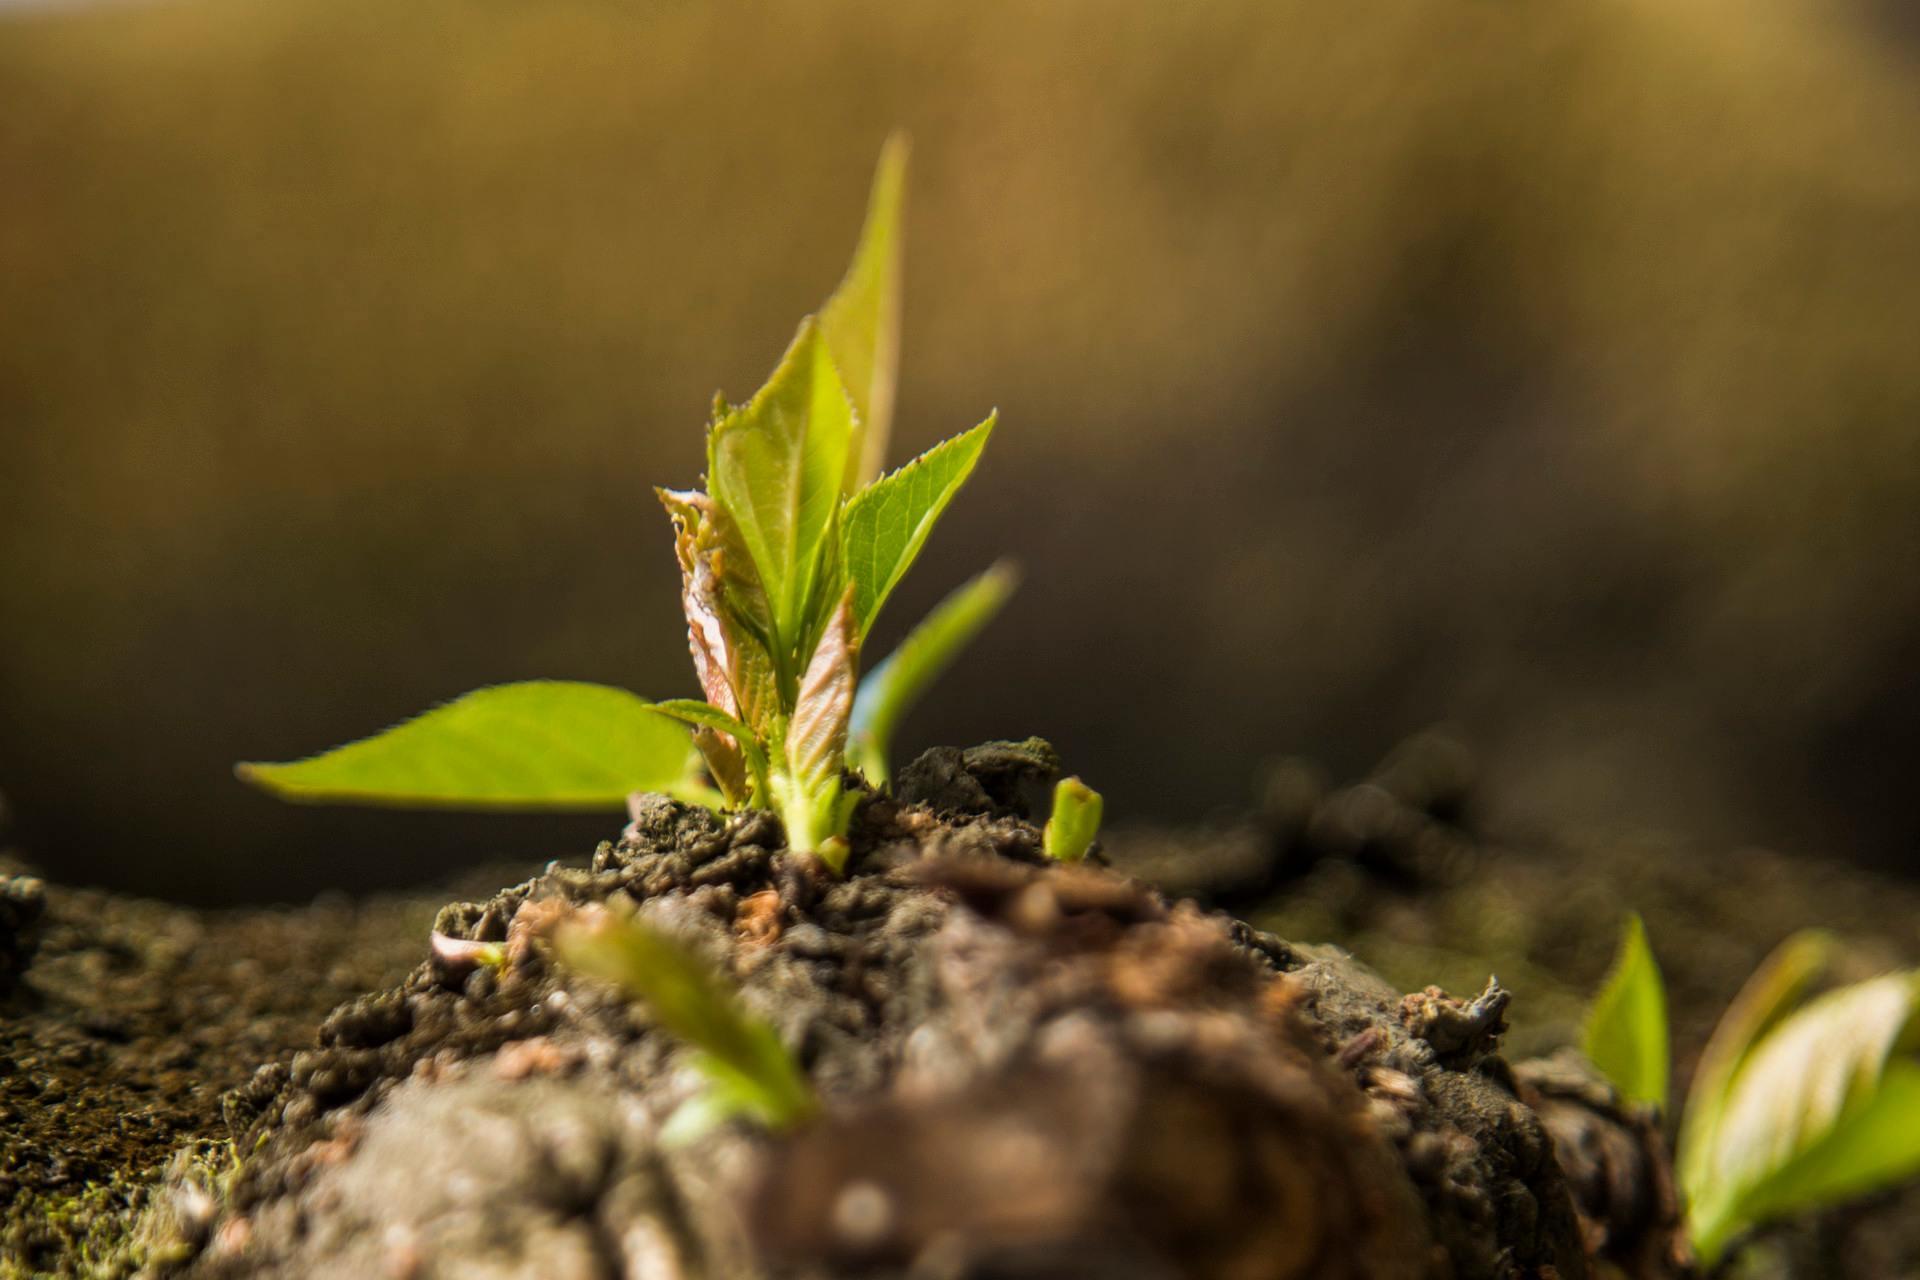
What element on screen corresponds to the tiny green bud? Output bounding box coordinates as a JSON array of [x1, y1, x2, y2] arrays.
[[1043, 776, 1103, 863]]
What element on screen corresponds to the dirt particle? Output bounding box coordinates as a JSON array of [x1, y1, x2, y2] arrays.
[[211, 1213, 252, 1257], [1400, 978, 1510, 1066], [734, 889, 782, 947], [895, 739, 1060, 817], [1337, 1026, 1387, 1068], [494, 1036, 579, 1080], [319, 992, 413, 1049], [830, 1179, 895, 1250]]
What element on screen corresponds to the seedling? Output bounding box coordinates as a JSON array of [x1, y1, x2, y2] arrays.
[[1580, 911, 1668, 1112], [553, 905, 814, 1143], [429, 933, 507, 976], [238, 137, 1012, 870], [1581, 916, 1920, 1266], [1042, 776, 1104, 863]]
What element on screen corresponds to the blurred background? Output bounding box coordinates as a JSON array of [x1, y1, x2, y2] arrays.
[[2, 0, 1917, 904]]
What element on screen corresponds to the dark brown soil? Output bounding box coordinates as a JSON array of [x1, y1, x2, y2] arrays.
[[2, 735, 1915, 1279], [1107, 732, 1920, 1277], [0, 856, 433, 1272], [178, 744, 1608, 1280]]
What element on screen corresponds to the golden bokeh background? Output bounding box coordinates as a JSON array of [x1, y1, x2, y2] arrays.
[[3, 0, 1917, 900]]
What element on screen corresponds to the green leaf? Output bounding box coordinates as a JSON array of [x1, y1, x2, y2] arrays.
[[1043, 776, 1104, 863], [236, 681, 702, 809], [554, 908, 815, 1133], [848, 562, 1017, 785], [651, 698, 769, 799], [841, 415, 995, 638], [1582, 912, 1670, 1112], [1686, 970, 1920, 1263], [1679, 930, 1835, 1201], [708, 319, 856, 658], [822, 133, 909, 493], [1738, 1061, 1920, 1221], [650, 698, 756, 747]]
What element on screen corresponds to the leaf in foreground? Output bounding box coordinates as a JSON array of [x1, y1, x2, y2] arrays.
[[236, 681, 703, 808], [553, 907, 815, 1138], [848, 561, 1019, 784], [1678, 929, 1834, 1202], [1582, 912, 1670, 1112], [1685, 968, 1920, 1263]]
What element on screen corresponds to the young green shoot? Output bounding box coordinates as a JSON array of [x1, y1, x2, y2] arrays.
[[1675, 929, 1834, 1207], [237, 136, 1014, 870], [553, 905, 815, 1143], [1042, 776, 1103, 863], [1680, 947, 1920, 1264], [429, 932, 508, 976], [1579, 917, 1920, 1266], [1581, 912, 1669, 1113]]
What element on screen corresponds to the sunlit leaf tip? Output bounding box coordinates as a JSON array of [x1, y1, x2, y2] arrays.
[[1582, 911, 1670, 1112], [842, 412, 996, 638], [823, 132, 910, 493]]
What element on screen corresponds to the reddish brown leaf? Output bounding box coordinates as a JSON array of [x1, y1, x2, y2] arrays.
[[787, 585, 858, 786], [657, 487, 779, 734]]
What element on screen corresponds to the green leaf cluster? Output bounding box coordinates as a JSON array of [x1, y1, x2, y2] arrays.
[[656, 134, 999, 863], [237, 136, 1015, 869], [1579, 918, 1920, 1266], [553, 906, 814, 1141]]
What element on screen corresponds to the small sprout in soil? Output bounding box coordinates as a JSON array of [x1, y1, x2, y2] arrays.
[[428, 932, 507, 979], [552, 904, 815, 1143], [1042, 776, 1103, 863], [236, 135, 1014, 869], [1581, 911, 1668, 1112], [1581, 917, 1920, 1266]]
